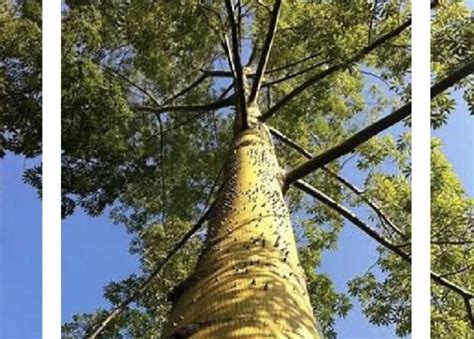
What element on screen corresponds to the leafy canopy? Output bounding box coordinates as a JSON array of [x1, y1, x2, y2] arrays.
[[0, 0, 42, 159]]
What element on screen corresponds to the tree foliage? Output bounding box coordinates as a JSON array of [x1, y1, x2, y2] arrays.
[[430, 140, 473, 337], [429, 3, 474, 337], [0, 0, 42, 159]]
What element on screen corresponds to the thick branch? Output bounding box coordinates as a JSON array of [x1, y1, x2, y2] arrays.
[[222, 36, 236, 76], [431, 61, 474, 96], [225, 0, 248, 129], [294, 180, 474, 327], [284, 61, 474, 186], [248, 0, 282, 103], [430, 271, 474, 300], [268, 127, 406, 238], [464, 296, 474, 329]]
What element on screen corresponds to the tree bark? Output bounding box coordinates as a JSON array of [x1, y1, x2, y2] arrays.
[[164, 123, 320, 338]]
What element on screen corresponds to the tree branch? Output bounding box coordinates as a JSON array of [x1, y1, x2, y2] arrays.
[[246, 42, 258, 67], [163, 70, 234, 105], [463, 296, 474, 329], [262, 60, 328, 87], [268, 126, 407, 239], [431, 240, 474, 246], [225, 0, 248, 129], [164, 73, 208, 105], [100, 64, 162, 108], [258, 0, 440, 120], [260, 18, 412, 121], [360, 70, 393, 91], [438, 265, 472, 278], [284, 102, 411, 186], [222, 36, 236, 76], [237, 0, 243, 49], [294, 179, 474, 327], [294, 179, 411, 262], [283, 61, 474, 186], [157, 86, 235, 134], [248, 0, 282, 104], [136, 94, 235, 115], [264, 51, 324, 75]]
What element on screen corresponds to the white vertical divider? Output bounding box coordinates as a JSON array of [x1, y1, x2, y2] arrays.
[[43, 1, 62, 338], [412, 0, 431, 337]]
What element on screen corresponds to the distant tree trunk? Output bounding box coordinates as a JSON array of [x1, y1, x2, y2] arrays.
[[164, 110, 320, 338]]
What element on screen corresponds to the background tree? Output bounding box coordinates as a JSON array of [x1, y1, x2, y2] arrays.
[[0, 0, 42, 160], [51, 0, 473, 338], [0, 1, 42, 338]]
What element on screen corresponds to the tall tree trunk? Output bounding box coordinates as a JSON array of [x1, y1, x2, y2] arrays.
[[164, 121, 320, 338]]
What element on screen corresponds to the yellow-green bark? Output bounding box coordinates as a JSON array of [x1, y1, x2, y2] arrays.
[[164, 124, 320, 338]]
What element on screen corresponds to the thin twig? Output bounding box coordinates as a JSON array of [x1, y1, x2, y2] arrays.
[[431, 240, 474, 246], [294, 179, 411, 261], [163, 70, 234, 105], [262, 60, 328, 87], [264, 51, 324, 75], [100, 64, 162, 108], [136, 94, 235, 115]]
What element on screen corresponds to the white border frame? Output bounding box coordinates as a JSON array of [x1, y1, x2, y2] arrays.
[[42, 0, 61, 338], [412, 0, 431, 337]]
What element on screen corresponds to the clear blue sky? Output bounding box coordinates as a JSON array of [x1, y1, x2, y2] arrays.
[[0, 155, 42, 339], [433, 91, 474, 197]]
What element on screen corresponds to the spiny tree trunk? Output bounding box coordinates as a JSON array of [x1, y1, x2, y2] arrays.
[[164, 113, 320, 338]]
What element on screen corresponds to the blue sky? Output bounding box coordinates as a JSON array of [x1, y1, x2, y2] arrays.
[[0, 155, 41, 339], [433, 91, 474, 196]]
